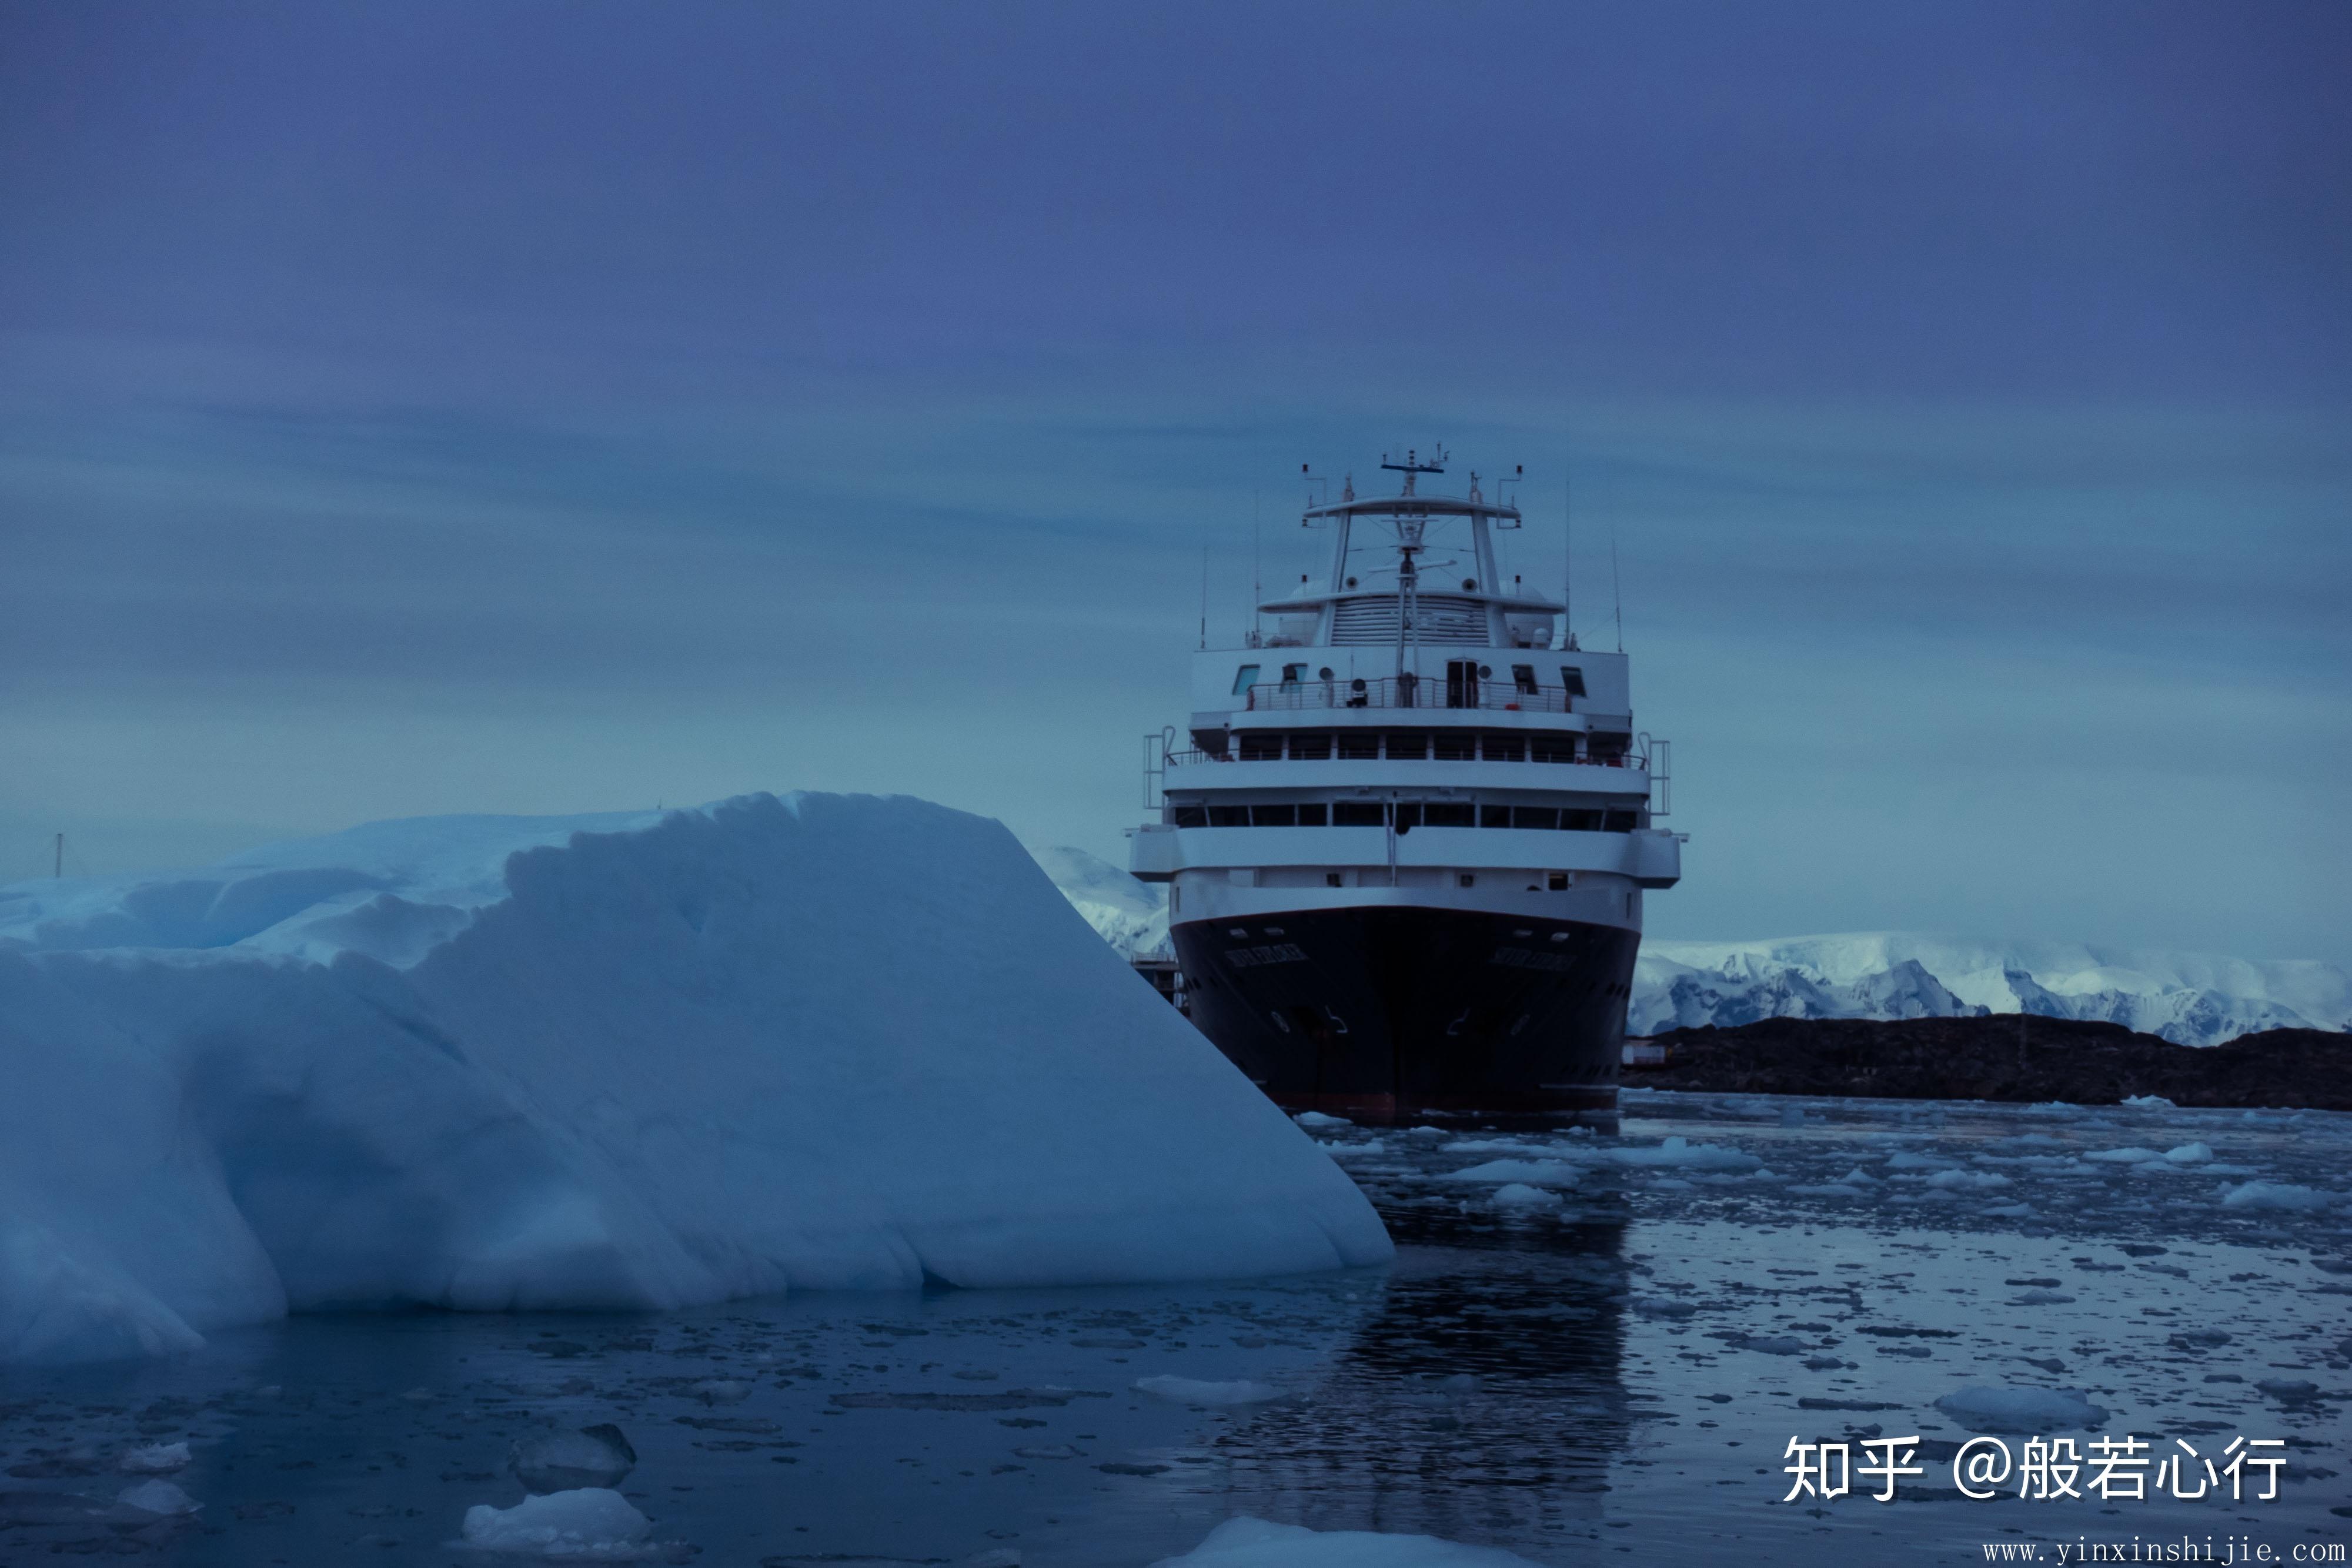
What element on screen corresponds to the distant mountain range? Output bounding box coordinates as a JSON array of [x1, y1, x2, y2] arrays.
[[1030, 847, 2349, 1048]]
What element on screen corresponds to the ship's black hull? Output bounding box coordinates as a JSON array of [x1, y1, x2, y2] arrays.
[[1172, 905, 1639, 1125]]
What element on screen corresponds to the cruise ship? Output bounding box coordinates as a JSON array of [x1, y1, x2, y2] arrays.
[[1128, 451, 1682, 1126]]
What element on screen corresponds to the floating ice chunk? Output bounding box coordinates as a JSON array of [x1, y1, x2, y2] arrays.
[[119, 1440, 190, 1473], [1933, 1386, 2107, 1433], [1983, 1203, 2036, 1219], [1150, 1514, 1544, 1566], [1735, 1335, 1806, 1356], [1403, 1126, 1446, 1138], [2024, 1102, 2084, 1118], [2007, 1289, 2075, 1305], [2083, 1148, 2166, 1165], [2163, 1142, 2213, 1165], [1631, 1296, 1697, 1319], [115, 1479, 199, 1516], [1488, 1183, 1563, 1208], [1885, 1151, 1958, 1169], [459, 1487, 656, 1557], [2122, 1095, 2176, 1109], [510, 1425, 636, 1495], [1444, 1159, 1581, 1187], [1790, 1183, 1869, 1197], [1648, 1178, 1696, 1192], [1134, 1375, 1281, 1406], [1925, 1169, 2012, 1191], [690, 1379, 749, 1405], [1294, 1112, 1351, 1128], [1603, 1136, 1759, 1172], [2219, 1182, 2334, 1212]]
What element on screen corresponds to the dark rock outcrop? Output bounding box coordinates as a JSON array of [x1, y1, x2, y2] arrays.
[[1628, 1016, 2351, 1110]]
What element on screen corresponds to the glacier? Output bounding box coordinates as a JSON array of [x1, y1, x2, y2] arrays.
[[1028, 849, 2348, 1047], [0, 794, 1390, 1365]]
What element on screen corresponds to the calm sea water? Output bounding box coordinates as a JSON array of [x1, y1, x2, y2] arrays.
[[4, 1092, 2346, 1566]]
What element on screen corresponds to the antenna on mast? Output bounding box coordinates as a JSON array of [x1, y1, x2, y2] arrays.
[[1198, 538, 1208, 651], [1611, 529, 1624, 653], [1563, 463, 1575, 651]]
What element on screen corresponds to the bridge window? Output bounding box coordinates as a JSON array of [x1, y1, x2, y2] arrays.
[[1513, 806, 1559, 830], [1297, 803, 1328, 825], [1434, 732, 1476, 761], [1424, 802, 1474, 827], [1393, 803, 1423, 831], [1337, 731, 1379, 760], [1561, 808, 1602, 831], [1333, 801, 1385, 827], [1208, 805, 1250, 827], [1482, 733, 1525, 762], [1238, 733, 1284, 761], [1481, 804, 1511, 828], [1512, 664, 1539, 695], [1172, 805, 1207, 828], [1558, 666, 1588, 698], [1385, 733, 1428, 760], [1289, 733, 1332, 760], [1231, 664, 1262, 696], [1530, 734, 1577, 764], [1602, 808, 1641, 833], [1252, 804, 1296, 826]]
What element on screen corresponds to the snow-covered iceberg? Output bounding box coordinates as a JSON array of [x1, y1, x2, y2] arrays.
[[0, 794, 1389, 1365], [1631, 932, 2349, 1046]]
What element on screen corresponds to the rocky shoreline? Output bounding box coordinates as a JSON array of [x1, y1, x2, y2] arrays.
[[1626, 1015, 2352, 1111]]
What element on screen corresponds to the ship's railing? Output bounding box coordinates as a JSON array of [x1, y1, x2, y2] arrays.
[[1164, 741, 1646, 769], [1245, 676, 1576, 713]]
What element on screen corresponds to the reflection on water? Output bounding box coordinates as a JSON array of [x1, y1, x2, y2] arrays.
[[2, 1094, 2346, 1566]]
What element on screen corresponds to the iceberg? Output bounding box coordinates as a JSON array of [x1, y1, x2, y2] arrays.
[[0, 794, 1389, 1365]]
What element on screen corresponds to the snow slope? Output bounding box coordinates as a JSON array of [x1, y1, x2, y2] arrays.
[[1633, 933, 2350, 1047], [0, 795, 1389, 1365], [1028, 844, 1170, 960]]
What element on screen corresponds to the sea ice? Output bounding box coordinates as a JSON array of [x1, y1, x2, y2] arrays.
[[113, 1480, 199, 1517], [459, 1487, 657, 1557], [1486, 1183, 1564, 1208], [0, 794, 1391, 1364], [1932, 1386, 2108, 1433], [2218, 1182, 2334, 1212], [1134, 1375, 1282, 1406], [1601, 1136, 1759, 1172], [1151, 1514, 1544, 1566], [119, 1440, 190, 1473], [1444, 1160, 1582, 1187]]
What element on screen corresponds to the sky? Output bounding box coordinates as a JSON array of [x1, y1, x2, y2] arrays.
[[2, 0, 2347, 966]]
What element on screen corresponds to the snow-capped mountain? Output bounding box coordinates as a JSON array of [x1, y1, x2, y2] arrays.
[[1025, 844, 1170, 960], [1024, 852, 2348, 1049], [1632, 934, 2350, 1047]]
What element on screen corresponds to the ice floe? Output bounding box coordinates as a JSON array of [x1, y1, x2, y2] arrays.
[[458, 1487, 660, 1557], [1134, 1375, 1282, 1406], [1932, 1386, 2109, 1433], [1151, 1514, 1543, 1566]]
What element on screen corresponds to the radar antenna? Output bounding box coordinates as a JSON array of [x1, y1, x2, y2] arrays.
[[1378, 446, 1447, 496]]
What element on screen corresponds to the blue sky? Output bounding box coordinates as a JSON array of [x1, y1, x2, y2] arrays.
[[3, 1, 2346, 965]]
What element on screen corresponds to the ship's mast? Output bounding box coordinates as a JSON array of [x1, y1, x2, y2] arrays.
[[1379, 448, 1446, 691]]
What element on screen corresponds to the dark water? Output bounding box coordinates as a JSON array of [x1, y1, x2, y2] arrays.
[[3, 1092, 2346, 1565]]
